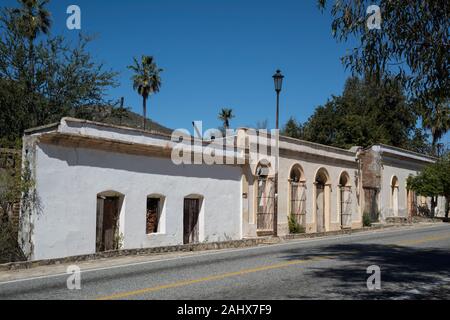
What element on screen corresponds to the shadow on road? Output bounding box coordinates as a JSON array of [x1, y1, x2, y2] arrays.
[[279, 243, 450, 299]]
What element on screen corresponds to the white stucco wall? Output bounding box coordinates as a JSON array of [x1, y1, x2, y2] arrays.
[[379, 164, 414, 219], [29, 142, 242, 261], [375, 145, 435, 220], [21, 119, 446, 261]]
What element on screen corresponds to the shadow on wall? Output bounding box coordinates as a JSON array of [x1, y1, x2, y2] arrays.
[[39, 143, 241, 181], [278, 243, 450, 299]]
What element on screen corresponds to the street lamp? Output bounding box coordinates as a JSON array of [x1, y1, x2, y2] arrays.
[[273, 70, 284, 130], [272, 69, 284, 237]]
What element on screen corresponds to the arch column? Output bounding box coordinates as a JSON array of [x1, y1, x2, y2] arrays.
[[314, 168, 331, 233], [338, 172, 352, 229], [288, 164, 307, 232]]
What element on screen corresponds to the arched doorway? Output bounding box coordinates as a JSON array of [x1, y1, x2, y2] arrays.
[[315, 168, 330, 233], [289, 164, 306, 229], [391, 176, 399, 216], [339, 172, 352, 228], [256, 162, 275, 235], [96, 191, 124, 252]]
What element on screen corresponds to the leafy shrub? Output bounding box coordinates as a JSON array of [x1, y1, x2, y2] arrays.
[[363, 212, 372, 227], [288, 214, 305, 234], [0, 221, 25, 263]]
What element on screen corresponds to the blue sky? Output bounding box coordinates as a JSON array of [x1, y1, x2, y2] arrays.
[[3, 0, 449, 146]]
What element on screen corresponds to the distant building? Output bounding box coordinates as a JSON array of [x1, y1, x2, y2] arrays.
[[19, 118, 447, 261]]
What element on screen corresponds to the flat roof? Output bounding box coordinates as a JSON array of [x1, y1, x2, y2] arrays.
[[24, 118, 436, 163]]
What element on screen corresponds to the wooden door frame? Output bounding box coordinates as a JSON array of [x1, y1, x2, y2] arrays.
[[183, 197, 201, 244], [96, 195, 121, 252]]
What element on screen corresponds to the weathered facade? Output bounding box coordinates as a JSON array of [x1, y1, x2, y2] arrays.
[[359, 145, 447, 221], [19, 118, 446, 261]]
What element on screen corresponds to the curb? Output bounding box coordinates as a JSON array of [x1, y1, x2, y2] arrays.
[[0, 223, 418, 272]]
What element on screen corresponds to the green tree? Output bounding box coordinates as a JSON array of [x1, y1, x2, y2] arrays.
[[406, 128, 431, 155], [421, 102, 450, 155], [282, 117, 303, 140], [218, 108, 235, 130], [407, 154, 450, 218], [0, 2, 118, 145], [128, 56, 163, 130], [11, 0, 51, 90], [318, 0, 449, 154], [300, 77, 421, 150]]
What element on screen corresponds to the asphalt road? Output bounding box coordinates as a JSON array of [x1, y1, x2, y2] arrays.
[[1, 224, 450, 300]]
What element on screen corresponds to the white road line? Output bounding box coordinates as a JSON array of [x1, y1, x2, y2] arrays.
[[0, 224, 446, 286]]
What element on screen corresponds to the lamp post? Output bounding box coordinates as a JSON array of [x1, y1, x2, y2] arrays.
[[272, 69, 284, 237], [273, 70, 284, 130]]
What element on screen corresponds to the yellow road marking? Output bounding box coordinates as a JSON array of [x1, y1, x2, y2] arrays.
[[95, 232, 450, 300], [96, 256, 331, 300], [395, 234, 450, 246]]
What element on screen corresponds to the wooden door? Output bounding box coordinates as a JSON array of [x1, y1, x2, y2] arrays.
[[102, 197, 119, 251], [340, 187, 352, 228], [291, 182, 306, 227], [184, 199, 200, 244], [407, 190, 417, 218], [257, 177, 275, 233], [316, 184, 325, 232]]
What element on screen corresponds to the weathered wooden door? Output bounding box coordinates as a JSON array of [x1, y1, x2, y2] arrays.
[[184, 199, 200, 244], [291, 182, 306, 227], [407, 190, 417, 218], [257, 177, 275, 234], [340, 187, 352, 228], [316, 184, 325, 232], [96, 197, 119, 252]]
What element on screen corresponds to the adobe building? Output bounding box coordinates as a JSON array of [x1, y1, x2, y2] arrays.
[[18, 118, 447, 261], [358, 145, 446, 221]]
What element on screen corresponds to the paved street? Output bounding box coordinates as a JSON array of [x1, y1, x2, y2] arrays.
[[1, 224, 450, 300]]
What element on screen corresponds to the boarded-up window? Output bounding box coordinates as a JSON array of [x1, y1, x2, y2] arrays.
[[146, 198, 160, 234]]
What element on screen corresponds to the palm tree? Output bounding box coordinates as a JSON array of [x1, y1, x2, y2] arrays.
[[422, 102, 450, 156], [12, 0, 51, 89], [218, 108, 235, 130], [127, 56, 163, 130]]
